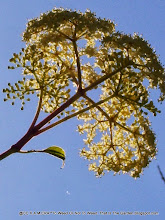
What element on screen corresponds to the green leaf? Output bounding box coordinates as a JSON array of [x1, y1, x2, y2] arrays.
[[43, 146, 65, 161]]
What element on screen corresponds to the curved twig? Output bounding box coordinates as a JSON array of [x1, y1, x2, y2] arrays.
[[157, 165, 165, 184], [28, 88, 44, 131]]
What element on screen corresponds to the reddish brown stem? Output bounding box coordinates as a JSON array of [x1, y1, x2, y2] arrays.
[[10, 130, 34, 152], [4, 91, 82, 154]]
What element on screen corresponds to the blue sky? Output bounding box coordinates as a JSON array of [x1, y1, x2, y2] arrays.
[[0, 0, 165, 219]]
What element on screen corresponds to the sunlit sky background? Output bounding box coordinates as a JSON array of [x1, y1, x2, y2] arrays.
[[0, 0, 165, 219]]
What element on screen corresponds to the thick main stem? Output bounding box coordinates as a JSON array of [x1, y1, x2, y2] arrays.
[[0, 148, 17, 161], [10, 130, 35, 152]]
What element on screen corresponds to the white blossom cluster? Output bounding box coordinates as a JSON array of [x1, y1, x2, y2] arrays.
[[3, 8, 165, 177]]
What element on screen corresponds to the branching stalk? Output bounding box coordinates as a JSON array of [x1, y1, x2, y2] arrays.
[[83, 94, 113, 122], [34, 91, 81, 131], [28, 88, 43, 131], [72, 40, 82, 91], [83, 64, 129, 93], [35, 94, 117, 135]]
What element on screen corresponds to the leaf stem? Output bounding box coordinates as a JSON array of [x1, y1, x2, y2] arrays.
[[18, 149, 43, 154]]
